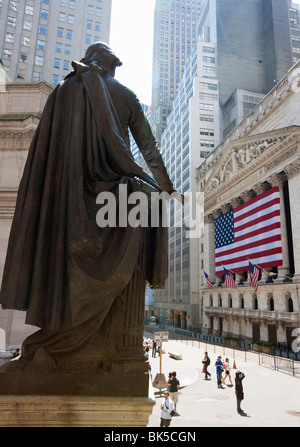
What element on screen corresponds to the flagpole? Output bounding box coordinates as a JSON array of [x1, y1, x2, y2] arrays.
[[222, 265, 243, 280]]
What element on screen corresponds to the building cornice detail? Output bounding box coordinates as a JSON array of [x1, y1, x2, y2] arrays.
[[203, 127, 300, 213]]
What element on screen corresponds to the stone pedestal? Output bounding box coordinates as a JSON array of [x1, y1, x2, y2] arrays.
[[0, 394, 155, 427], [0, 358, 155, 426]]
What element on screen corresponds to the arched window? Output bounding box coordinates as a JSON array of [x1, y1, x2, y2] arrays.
[[240, 295, 244, 309], [253, 296, 258, 310], [288, 297, 294, 313], [269, 297, 275, 311]]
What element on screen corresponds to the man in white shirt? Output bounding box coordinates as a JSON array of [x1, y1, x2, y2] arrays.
[[160, 391, 174, 427]]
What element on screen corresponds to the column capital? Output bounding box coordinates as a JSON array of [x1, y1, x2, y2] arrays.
[[268, 172, 287, 188], [284, 163, 300, 180]]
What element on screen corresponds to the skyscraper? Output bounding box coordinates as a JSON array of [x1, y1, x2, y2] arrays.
[[0, 0, 112, 85], [290, 1, 300, 64], [151, 0, 202, 141]]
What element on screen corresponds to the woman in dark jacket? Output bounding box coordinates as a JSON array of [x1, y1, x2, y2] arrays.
[[235, 371, 246, 414]]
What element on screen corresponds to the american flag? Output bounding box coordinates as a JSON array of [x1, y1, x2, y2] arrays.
[[204, 272, 214, 290], [215, 187, 283, 276], [249, 261, 259, 292], [223, 267, 237, 289]]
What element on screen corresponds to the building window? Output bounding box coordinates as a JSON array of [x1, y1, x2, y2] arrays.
[[86, 19, 92, 29], [39, 24, 47, 34], [288, 297, 294, 313], [7, 16, 16, 27], [17, 68, 26, 79], [5, 33, 14, 43], [203, 56, 215, 63], [9, 1, 18, 12], [53, 74, 59, 85], [35, 55, 44, 66], [40, 9, 49, 19], [3, 49, 12, 59], [56, 42, 62, 52], [57, 27, 63, 37], [66, 29, 72, 39], [33, 71, 42, 81], [65, 44, 71, 54], [21, 36, 30, 46], [54, 58, 60, 68], [23, 21, 32, 31], [37, 40, 46, 50], [19, 52, 28, 63], [25, 5, 34, 15]]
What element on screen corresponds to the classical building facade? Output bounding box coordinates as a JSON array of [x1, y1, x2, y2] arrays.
[[198, 61, 300, 348], [0, 81, 52, 346]]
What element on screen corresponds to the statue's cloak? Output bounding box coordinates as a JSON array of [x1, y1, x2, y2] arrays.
[[0, 62, 169, 332]]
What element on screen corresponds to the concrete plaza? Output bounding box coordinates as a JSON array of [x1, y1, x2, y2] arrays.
[[147, 338, 300, 427]]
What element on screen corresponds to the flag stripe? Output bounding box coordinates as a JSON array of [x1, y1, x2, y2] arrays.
[[216, 234, 282, 257], [215, 187, 283, 276], [234, 199, 280, 224], [235, 221, 281, 242], [216, 254, 283, 274], [234, 188, 280, 214]]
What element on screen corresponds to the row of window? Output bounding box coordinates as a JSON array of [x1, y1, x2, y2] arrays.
[[209, 295, 295, 313]]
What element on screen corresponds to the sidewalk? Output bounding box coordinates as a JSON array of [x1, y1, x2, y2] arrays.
[[147, 339, 300, 427]]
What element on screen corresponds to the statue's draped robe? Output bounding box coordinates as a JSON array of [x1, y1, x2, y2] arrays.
[[0, 62, 173, 366]]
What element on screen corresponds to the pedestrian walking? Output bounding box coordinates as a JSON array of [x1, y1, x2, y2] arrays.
[[215, 355, 224, 388], [222, 358, 233, 386], [235, 371, 246, 415], [160, 391, 174, 427], [202, 351, 211, 380], [168, 371, 180, 414], [152, 340, 157, 358]]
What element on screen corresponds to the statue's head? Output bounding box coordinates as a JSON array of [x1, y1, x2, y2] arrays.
[[81, 42, 122, 77]]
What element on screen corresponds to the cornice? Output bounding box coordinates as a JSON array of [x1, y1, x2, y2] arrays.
[[204, 127, 300, 213]]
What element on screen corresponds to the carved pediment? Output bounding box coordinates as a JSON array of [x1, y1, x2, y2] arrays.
[[204, 127, 299, 195]]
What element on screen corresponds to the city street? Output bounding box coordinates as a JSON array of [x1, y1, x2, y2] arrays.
[[146, 338, 300, 427]]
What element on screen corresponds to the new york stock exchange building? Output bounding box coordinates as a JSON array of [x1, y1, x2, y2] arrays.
[[198, 61, 300, 353]]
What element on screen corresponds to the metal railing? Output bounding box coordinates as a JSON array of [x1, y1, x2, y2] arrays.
[[144, 324, 300, 378]]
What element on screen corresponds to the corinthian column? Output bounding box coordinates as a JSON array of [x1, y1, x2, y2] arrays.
[[268, 173, 290, 282], [285, 163, 300, 281]]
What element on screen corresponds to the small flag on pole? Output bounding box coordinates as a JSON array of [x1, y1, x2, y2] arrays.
[[223, 267, 237, 289], [249, 261, 259, 292], [204, 272, 214, 290]]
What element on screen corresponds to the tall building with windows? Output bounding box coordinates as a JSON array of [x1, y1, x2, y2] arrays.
[[151, 0, 202, 141], [154, 39, 219, 329], [290, 1, 300, 64], [0, 0, 112, 85]]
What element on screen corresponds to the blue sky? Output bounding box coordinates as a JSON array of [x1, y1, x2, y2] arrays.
[[110, 0, 155, 105]]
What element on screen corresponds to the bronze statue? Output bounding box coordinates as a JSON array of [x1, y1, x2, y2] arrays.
[[0, 43, 176, 382]]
